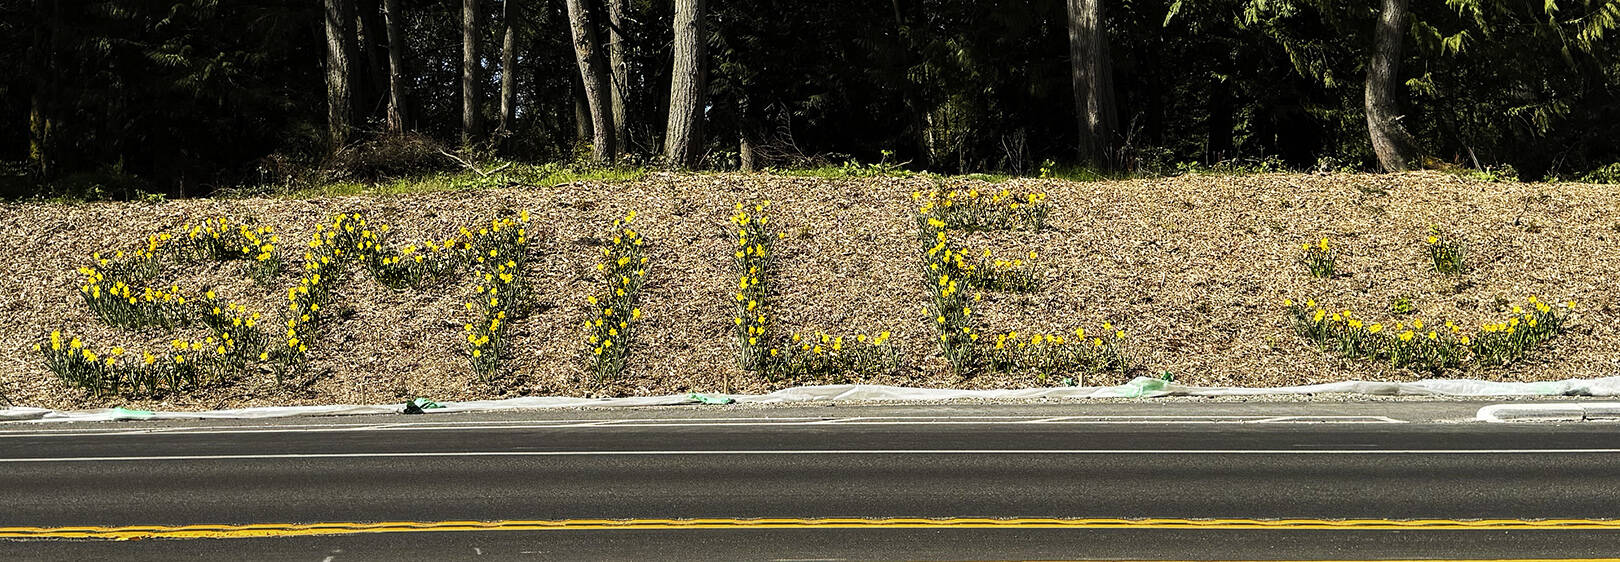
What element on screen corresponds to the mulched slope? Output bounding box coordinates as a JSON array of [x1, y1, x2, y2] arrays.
[[1, 171, 1616, 410]]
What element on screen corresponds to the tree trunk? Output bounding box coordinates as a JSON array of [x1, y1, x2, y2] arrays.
[[382, 0, 409, 133], [664, 0, 707, 167], [462, 0, 483, 146], [891, 0, 933, 167], [574, 76, 592, 143], [498, 0, 519, 135], [356, 0, 388, 119], [737, 93, 760, 172], [28, 93, 49, 178], [1206, 74, 1233, 163], [1365, 0, 1417, 172], [564, 0, 616, 161], [324, 0, 355, 148], [27, 0, 54, 178], [606, 0, 630, 148], [1066, 0, 1116, 169]]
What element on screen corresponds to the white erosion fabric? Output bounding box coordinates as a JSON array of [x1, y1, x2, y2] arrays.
[[4, 375, 1620, 423]]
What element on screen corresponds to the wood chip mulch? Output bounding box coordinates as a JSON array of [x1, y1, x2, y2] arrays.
[[1, 171, 1616, 411]]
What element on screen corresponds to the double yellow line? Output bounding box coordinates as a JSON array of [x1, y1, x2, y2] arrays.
[[4, 517, 1620, 541]]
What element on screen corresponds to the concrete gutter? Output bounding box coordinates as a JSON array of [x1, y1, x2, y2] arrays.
[[1477, 403, 1620, 423]]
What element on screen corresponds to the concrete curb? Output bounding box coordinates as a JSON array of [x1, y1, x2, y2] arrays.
[[4, 375, 1620, 424], [1476, 403, 1620, 423]]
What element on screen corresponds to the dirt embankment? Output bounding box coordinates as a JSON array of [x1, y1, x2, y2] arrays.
[[2, 171, 1617, 410]]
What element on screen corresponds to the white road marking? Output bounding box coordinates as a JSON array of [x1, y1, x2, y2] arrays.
[[0, 415, 1407, 438], [2, 448, 1617, 463]]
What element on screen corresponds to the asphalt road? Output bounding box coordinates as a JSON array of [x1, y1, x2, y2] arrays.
[[1, 402, 1618, 560]]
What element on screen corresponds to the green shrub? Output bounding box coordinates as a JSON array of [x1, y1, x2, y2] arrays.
[[1580, 163, 1620, 184]]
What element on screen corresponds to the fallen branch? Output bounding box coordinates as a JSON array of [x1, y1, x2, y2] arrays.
[[438, 149, 513, 178]]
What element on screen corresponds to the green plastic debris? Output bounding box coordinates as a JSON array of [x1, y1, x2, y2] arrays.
[[687, 393, 735, 405], [111, 407, 154, 419], [402, 397, 445, 415], [1117, 377, 1169, 398]]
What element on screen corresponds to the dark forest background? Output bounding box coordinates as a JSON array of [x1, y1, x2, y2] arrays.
[[3, 0, 1618, 198]]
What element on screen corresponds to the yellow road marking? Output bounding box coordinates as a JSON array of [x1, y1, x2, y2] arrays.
[[4, 517, 1620, 541]]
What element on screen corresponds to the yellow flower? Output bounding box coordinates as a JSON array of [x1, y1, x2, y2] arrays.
[[1318, 238, 1330, 251]]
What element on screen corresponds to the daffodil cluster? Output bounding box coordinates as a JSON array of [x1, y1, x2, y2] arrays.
[[36, 330, 242, 396], [919, 223, 978, 373], [53, 219, 283, 395], [92, 235, 166, 282], [286, 212, 532, 380], [75, 219, 286, 331], [730, 202, 898, 381], [78, 269, 190, 329], [730, 201, 778, 377], [583, 211, 648, 380], [912, 187, 1049, 232], [180, 218, 283, 285], [774, 330, 897, 382], [46, 212, 535, 395], [984, 326, 1129, 376], [917, 199, 1128, 380], [1286, 296, 1572, 371], [1425, 230, 1466, 275], [1470, 297, 1569, 366], [1300, 238, 1335, 278], [197, 290, 268, 360]]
